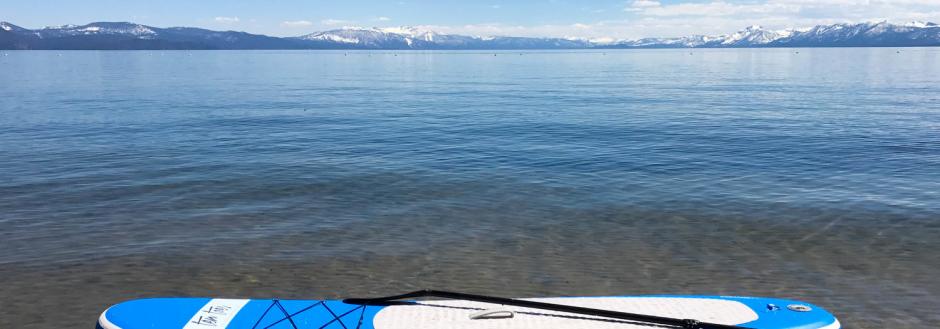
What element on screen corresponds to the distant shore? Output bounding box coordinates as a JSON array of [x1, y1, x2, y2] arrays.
[[3, 20, 939, 50]]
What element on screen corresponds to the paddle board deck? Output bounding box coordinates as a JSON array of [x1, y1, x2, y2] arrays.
[[98, 295, 840, 329]]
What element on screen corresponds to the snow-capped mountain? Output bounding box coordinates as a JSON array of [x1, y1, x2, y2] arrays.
[[2, 20, 939, 50], [0, 21, 305, 49], [1, 21, 28, 33], [296, 26, 588, 49], [717, 25, 794, 46], [606, 21, 940, 48], [302, 27, 377, 44], [34, 22, 158, 39], [380, 26, 439, 41], [608, 26, 793, 48], [613, 35, 709, 48], [1, 22, 29, 49], [771, 21, 940, 47], [298, 27, 438, 48]]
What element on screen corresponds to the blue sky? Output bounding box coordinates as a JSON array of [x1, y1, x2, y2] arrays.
[[4, 0, 940, 39]]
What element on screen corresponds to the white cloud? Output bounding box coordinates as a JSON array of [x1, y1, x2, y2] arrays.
[[625, 0, 661, 12], [610, 0, 940, 38], [281, 20, 314, 28], [214, 16, 240, 23], [410, 1, 940, 41], [321, 19, 351, 26], [627, 0, 940, 19], [640, 1, 797, 17], [260, 0, 940, 40], [632, 0, 661, 8]]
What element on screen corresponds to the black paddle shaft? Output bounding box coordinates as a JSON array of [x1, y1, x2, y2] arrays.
[[343, 289, 752, 329]]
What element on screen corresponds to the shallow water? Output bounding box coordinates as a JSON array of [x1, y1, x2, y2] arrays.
[[1, 49, 939, 328]]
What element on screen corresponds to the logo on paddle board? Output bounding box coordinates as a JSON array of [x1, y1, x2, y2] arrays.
[[787, 304, 813, 312]]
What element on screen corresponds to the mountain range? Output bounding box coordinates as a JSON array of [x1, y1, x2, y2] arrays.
[[2, 20, 939, 50]]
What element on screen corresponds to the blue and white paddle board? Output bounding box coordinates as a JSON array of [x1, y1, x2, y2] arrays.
[[98, 295, 839, 329]]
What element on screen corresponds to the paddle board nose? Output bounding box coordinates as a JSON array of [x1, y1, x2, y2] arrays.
[[717, 296, 840, 329]]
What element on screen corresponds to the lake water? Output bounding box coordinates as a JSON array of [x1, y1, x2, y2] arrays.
[[1, 49, 938, 328]]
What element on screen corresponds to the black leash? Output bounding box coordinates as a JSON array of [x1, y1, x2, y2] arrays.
[[343, 289, 751, 329]]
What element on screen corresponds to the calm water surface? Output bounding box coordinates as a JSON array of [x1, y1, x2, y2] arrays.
[[1, 49, 939, 328]]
